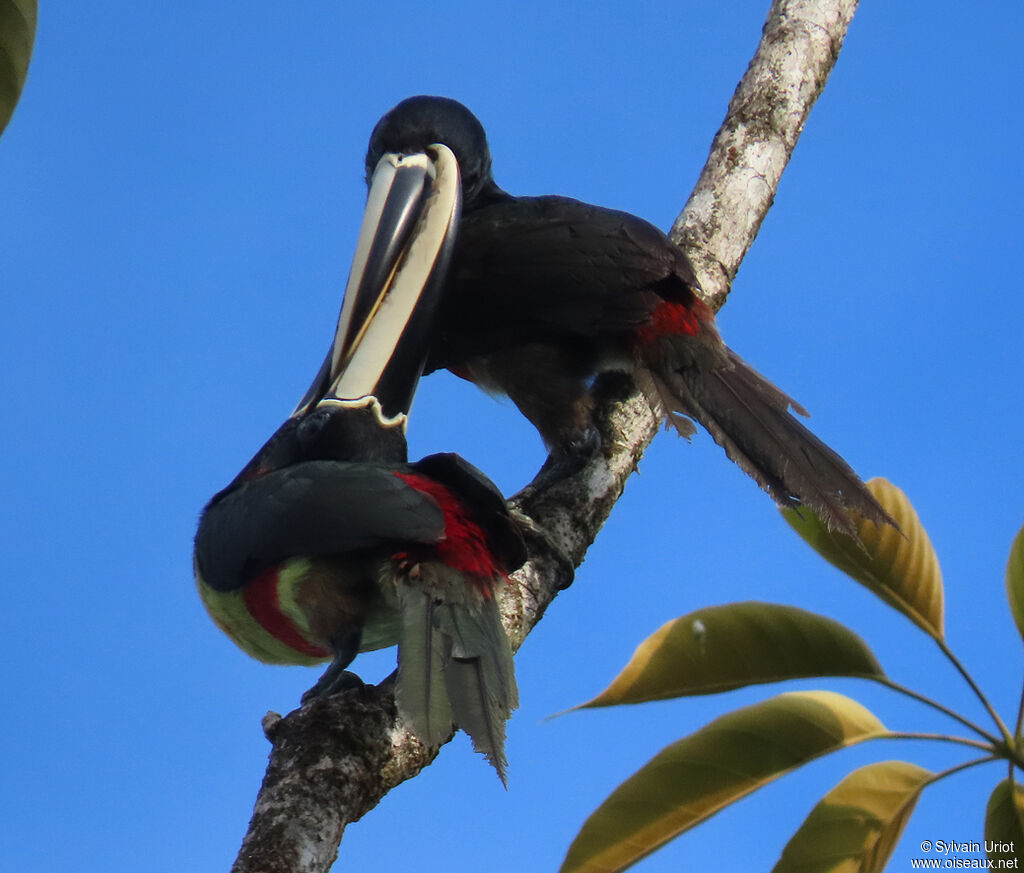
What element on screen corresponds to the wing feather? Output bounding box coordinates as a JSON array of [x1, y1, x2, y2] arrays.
[[195, 461, 445, 591]]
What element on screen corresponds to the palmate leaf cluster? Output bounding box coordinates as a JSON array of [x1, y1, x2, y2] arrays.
[[561, 479, 1024, 873]]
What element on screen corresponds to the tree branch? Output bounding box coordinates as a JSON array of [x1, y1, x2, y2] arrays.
[[229, 2, 859, 870], [672, 0, 858, 307]]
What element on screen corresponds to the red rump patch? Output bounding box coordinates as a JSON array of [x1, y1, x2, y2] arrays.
[[392, 472, 503, 590], [243, 567, 332, 658], [633, 300, 702, 347]]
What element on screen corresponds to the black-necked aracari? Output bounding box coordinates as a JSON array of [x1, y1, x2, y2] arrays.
[[194, 144, 525, 784], [356, 95, 893, 535]]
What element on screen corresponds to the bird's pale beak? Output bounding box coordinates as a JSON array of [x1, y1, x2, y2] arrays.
[[293, 143, 461, 420]]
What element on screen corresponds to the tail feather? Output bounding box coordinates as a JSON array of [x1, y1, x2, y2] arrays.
[[395, 589, 455, 747], [647, 349, 892, 535], [440, 598, 518, 787], [394, 577, 517, 785]]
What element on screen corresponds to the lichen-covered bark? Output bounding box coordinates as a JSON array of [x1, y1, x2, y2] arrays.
[[671, 0, 858, 309], [230, 2, 860, 871]]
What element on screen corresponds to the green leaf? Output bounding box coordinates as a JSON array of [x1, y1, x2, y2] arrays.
[[1006, 526, 1024, 646], [783, 477, 944, 639], [986, 779, 1024, 866], [575, 603, 885, 708], [773, 761, 932, 873], [560, 691, 889, 873], [0, 0, 36, 137]]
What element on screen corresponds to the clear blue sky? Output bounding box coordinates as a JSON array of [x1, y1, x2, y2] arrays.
[[3, 2, 1023, 870]]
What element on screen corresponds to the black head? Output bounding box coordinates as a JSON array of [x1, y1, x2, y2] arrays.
[[365, 96, 508, 209], [293, 403, 408, 465], [215, 401, 408, 500]]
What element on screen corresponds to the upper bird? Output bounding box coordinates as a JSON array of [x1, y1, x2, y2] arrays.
[[194, 144, 524, 783], [356, 95, 890, 534]]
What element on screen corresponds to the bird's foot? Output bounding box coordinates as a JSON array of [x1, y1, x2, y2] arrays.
[[302, 666, 366, 704], [301, 626, 364, 703], [528, 426, 602, 493], [507, 508, 576, 590]]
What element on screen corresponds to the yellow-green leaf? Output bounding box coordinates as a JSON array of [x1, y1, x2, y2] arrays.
[[560, 691, 889, 873], [576, 603, 885, 708], [0, 0, 36, 137], [1006, 526, 1024, 646], [773, 761, 932, 873], [783, 478, 944, 639], [986, 779, 1024, 866]]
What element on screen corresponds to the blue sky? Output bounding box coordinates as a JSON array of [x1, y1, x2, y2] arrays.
[[3, 1, 1023, 870]]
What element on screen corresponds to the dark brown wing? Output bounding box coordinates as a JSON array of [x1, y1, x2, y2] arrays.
[[427, 195, 700, 369], [195, 461, 446, 592]]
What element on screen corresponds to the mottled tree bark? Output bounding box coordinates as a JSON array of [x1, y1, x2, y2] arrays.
[[230, 1, 859, 870], [671, 0, 857, 309]]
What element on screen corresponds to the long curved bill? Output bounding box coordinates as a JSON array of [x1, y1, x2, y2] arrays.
[[292, 143, 461, 421]]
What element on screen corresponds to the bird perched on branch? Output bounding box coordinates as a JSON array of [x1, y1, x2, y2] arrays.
[[354, 95, 891, 535], [194, 145, 525, 783]]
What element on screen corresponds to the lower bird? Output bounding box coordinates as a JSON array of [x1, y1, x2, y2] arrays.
[[194, 145, 524, 782]]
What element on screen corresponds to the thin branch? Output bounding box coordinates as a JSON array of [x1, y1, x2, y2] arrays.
[[230, 2, 860, 871], [1015, 663, 1024, 739], [886, 731, 996, 756], [874, 677, 1002, 748], [928, 754, 1000, 786], [931, 634, 1015, 746]]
